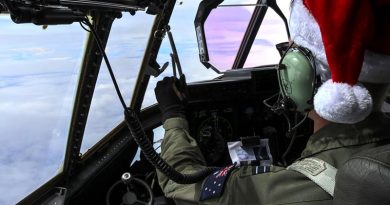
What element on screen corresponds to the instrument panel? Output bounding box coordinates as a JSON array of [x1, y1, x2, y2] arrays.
[[185, 68, 307, 166]]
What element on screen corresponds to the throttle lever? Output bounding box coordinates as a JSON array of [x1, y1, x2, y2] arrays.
[[170, 53, 188, 102], [166, 25, 188, 102]]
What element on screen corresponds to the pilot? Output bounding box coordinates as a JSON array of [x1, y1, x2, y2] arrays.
[[154, 0, 390, 204]]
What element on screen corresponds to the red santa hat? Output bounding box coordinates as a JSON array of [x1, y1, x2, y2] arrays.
[[290, 0, 390, 123]]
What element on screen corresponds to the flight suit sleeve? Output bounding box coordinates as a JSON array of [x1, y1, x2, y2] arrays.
[[156, 117, 332, 205], [157, 117, 208, 204]]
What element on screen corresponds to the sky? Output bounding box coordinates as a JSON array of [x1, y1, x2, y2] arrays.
[[0, 1, 290, 204]]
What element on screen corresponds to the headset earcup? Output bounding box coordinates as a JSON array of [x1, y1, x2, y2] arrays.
[[278, 48, 316, 112]]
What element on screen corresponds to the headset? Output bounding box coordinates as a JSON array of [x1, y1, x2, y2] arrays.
[[277, 43, 320, 113], [265, 42, 321, 115], [264, 42, 321, 165]]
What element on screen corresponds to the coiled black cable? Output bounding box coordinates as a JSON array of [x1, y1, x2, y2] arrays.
[[124, 108, 218, 184], [82, 17, 217, 184]]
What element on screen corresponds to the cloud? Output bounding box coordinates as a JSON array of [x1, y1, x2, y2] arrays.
[[9, 47, 47, 54], [47, 57, 73, 61], [0, 16, 85, 205]]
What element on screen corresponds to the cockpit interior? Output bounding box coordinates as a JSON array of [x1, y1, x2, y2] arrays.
[[1, 0, 389, 205]]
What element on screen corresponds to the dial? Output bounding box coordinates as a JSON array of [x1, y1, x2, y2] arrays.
[[197, 113, 233, 164]]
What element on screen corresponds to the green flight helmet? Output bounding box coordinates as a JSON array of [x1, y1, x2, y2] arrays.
[[278, 47, 315, 112]]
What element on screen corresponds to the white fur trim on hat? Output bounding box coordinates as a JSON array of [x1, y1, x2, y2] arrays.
[[314, 80, 373, 124], [289, 0, 327, 66]]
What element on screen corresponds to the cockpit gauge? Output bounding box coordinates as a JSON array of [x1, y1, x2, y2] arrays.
[[197, 112, 233, 164]]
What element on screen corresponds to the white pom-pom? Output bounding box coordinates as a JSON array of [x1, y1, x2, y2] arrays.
[[314, 80, 372, 124]]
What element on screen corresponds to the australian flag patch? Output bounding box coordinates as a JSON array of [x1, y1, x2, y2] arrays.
[[199, 164, 235, 201]]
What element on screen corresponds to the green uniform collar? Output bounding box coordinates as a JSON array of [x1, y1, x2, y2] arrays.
[[300, 113, 390, 159]]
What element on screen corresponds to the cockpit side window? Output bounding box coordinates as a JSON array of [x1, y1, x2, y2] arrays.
[[244, 6, 290, 68], [0, 15, 86, 205], [196, 0, 290, 71]]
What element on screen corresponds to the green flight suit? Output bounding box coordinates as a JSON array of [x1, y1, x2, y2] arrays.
[[157, 113, 390, 205]]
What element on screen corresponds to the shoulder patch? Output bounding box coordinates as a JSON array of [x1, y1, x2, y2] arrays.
[[287, 157, 337, 196], [199, 164, 235, 201], [288, 158, 326, 176]]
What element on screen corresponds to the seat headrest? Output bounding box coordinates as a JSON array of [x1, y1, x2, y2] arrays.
[[333, 144, 390, 205]]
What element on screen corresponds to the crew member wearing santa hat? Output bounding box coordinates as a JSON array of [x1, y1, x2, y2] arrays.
[[290, 0, 390, 124], [154, 0, 390, 204]]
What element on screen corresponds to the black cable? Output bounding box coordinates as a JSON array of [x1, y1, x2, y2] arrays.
[[281, 113, 308, 166], [82, 17, 218, 184], [263, 93, 280, 110], [82, 17, 128, 110], [154, 144, 161, 151], [124, 108, 218, 184], [289, 113, 308, 132], [79, 21, 91, 32], [281, 129, 296, 166]]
